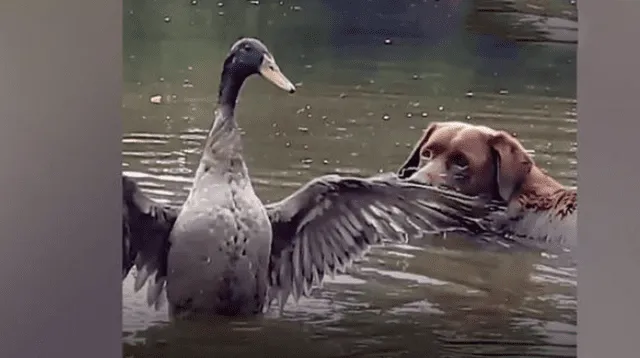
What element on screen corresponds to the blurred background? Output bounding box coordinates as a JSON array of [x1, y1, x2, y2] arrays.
[[122, 0, 577, 357]]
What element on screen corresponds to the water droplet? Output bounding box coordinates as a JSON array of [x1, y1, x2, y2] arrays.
[[412, 74, 419, 80], [303, 145, 309, 150], [438, 106, 444, 111], [301, 158, 313, 164], [128, 10, 134, 15], [285, 142, 291, 148], [382, 114, 391, 121], [339, 93, 347, 98], [499, 89, 509, 95], [406, 113, 413, 118], [163, 16, 171, 23], [295, 82, 303, 87], [465, 115, 472, 120], [412, 102, 420, 108], [384, 38, 392, 45], [465, 91, 474, 97], [395, 142, 400, 147], [323, 159, 329, 165], [292, 5, 301, 11], [159, 77, 165, 82], [304, 64, 313, 69], [305, 104, 311, 110], [298, 127, 309, 133], [217, 2, 223, 6], [150, 95, 162, 104], [249, 0, 260, 5], [321, 115, 328, 120], [218, 11, 224, 16], [191, 0, 198, 4], [421, 112, 428, 118], [188, 66, 193, 71]]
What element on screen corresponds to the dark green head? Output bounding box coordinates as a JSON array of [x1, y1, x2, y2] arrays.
[[222, 37, 296, 94]]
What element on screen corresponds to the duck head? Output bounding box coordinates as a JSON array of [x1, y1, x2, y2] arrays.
[[222, 37, 296, 94]]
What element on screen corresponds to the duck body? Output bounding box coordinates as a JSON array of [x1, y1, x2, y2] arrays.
[[166, 116, 273, 316], [167, 186, 272, 316]]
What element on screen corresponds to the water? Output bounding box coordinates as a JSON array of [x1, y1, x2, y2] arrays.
[[122, 0, 577, 357]]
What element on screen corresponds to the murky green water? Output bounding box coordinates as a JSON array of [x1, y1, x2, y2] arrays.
[[122, 0, 577, 357]]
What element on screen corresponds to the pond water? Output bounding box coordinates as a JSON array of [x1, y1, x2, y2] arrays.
[[122, 0, 577, 357]]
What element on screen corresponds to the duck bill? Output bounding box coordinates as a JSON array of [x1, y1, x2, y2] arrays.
[[259, 55, 296, 93]]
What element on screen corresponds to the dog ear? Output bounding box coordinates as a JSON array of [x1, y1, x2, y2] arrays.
[[489, 131, 533, 201], [397, 122, 439, 178]]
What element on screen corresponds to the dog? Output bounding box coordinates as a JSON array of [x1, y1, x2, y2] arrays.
[[397, 121, 577, 252]]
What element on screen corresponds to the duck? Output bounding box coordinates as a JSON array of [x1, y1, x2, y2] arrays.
[[122, 38, 505, 318]]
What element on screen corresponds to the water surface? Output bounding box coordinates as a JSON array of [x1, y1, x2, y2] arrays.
[[123, 1, 577, 357]]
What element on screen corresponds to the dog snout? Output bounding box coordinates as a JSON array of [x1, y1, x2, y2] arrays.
[[408, 164, 445, 185]]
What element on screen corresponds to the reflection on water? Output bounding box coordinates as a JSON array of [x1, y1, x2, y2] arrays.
[[122, 0, 577, 357]]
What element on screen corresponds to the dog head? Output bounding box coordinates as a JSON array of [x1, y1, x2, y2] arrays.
[[397, 121, 533, 202]]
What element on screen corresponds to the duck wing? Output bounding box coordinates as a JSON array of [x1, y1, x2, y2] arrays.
[[122, 175, 178, 307], [264, 172, 505, 307]]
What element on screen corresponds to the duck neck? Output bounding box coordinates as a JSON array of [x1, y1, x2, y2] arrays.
[[217, 65, 246, 108], [201, 68, 249, 174]]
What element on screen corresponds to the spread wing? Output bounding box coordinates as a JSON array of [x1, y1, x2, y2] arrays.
[[122, 174, 178, 308], [264, 173, 505, 307]]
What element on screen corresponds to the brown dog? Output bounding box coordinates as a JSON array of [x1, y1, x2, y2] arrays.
[[397, 121, 576, 251]]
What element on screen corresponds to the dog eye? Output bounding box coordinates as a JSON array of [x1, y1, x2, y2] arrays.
[[421, 149, 432, 159]]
